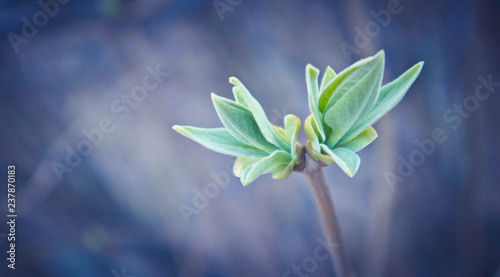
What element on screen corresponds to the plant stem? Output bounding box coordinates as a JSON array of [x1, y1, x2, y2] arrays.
[[303, 152, 352, 277]]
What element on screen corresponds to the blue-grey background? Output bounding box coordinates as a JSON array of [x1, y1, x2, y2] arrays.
[[0, 0, 499, 276]]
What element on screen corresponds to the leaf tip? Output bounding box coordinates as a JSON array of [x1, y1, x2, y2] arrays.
[[229, 76, 239, 85], [210, 92, 219, 101], [373, 49, 385, 64], [306, 63, 319, 71], [284, 114, 299, 121], [210, 93, 225, 110], [415, 61, 425, 72], [406, 61, 424, 79], [172, 125, 189, 137], [375, 49, 385, 58]]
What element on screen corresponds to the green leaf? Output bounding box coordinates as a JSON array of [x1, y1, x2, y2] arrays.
[[358, 56, 385, 119], [172, 126, 268, 158], [240, 165, 253, 185], [305, 117, 335, 165], [337, 126, 378, 152], [324, 51, 385, 147], [315, 151, 335, 165], [273, 125, 288, 143], [319, 51, 383, 113], [241, 150, 293, 185], [320, 145, 361, 177], [284, 114, 301, 159], [211, 93, 277, 152], [339, 61, 424, 144], [304, 115, 320, 154], [233, 156, 260, 177], [229, 77, 290, 150], [232, 86, 247, 106], [272, 160, 295, 180], [306, 64, 325, 142], [320, 66, 337, 93]]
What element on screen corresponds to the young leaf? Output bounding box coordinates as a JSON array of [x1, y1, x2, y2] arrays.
[[337, 126, 378, 152], [324, 51, 384, 147], [320, 66, 337, 92], [318, 50, 383, 112], [172, 126, 269, 158], [323, 51, 384, 114], [306, 64, 325, 142], [229, 77, 290, 150], [241, 150, 293, 185], [339, 61, 424, 143], [272, 160, 295, 180], [234, 156, 260, 177], [232, 86, 247, 106], [284, 115, 301, 159], [240, 165, 253, 185], [358, 54, 385, 119], [273, 125, 288, 143], [320, 145, 361, 177], [211, 93, 277, 153], [304, 115, 321, 154], [315, 151, 335, 165]]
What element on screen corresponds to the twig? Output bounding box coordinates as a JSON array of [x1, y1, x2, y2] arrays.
[[298, 148, 353, 277]]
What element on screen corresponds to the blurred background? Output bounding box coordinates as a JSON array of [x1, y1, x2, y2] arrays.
[[0, 0, 499, 276]]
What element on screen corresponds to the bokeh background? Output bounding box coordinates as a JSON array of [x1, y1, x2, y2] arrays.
[[0, 0, 499, 276]]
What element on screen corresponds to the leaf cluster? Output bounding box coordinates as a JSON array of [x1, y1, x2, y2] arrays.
[[173, 50, 423, 185]]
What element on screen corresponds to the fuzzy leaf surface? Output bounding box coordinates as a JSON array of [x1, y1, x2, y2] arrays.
[[241, 150, 292, 185], [320, 145, 361, 177], [339, 61, 424, 143], [306, 64, 325, 141], [211, 93, 276, 152], [337, 127, 378, 152], [172, 126, 268, 158], [324, 51, 384, 147], [229, 77, 290, 150]]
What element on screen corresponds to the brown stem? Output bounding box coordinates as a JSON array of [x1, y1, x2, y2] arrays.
[[301, 149, 353, 277]]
